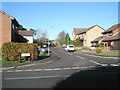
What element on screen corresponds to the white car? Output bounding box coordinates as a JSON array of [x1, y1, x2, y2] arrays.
[[90, 45, 96, 51], [65, 45, 75, 52], [43, 44, 47, 48]]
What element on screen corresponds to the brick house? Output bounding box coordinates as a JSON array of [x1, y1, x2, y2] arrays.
[[72, 25, 105, 47], [0, 10, 28, 48], [102, 24, 120, 50]]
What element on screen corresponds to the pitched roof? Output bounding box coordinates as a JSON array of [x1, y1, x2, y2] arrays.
[[0, 10, 20, 26], [102, 24, 120, 34], [73, 28, 88, 35], [73, 25, 104, 35], [18, 30, 34, 36], [0, 10, 14, 19], [91, 36, 103, 43], [102, 32, 120, 42], [15, 33, 28, 42]]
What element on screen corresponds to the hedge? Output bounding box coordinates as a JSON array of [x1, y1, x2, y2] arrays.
[[96, 48, 102, 53], [2, 42, 38, 61]]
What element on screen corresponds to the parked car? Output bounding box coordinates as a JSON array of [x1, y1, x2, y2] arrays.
[[38, 48, 45, 53], [65, 45, 75, 52], [43, 44, 47, 48], [90, 45, 96, 51]]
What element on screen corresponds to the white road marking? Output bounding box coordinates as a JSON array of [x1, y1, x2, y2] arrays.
[[15, 70, 23, 72], [4, 75, 70, 80], [90, 60, 108, 66], [75, 55, 84, 59], [81, 67, 88, 69], [53, 68, 62, 71], [34, 69, 42, 71], [44, 69, 53, 71], [90, 60, 102, 65], [71, 67, 80, 69], [0, 71, 2, 72], [85, 54, 90, 56], [110, 64, 119, 66], [89, 66, 95, 68], [101, 64, 108, 66], [7, 70, 13, 72], [52, 51, 59, 56], [24, 69, 33, 72], [63, 68, 71, 70], [5, 63, 119, 73]]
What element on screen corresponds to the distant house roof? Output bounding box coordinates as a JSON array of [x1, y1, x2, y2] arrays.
[[102, 24, 120, 34], [73, 28, 88, 35], [18, 30, 34, 36], [102, 32, 120, 42], [73, 25, 104, 35], [91, 36, 103, 43]]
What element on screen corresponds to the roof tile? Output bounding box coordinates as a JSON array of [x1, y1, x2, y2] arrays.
[[18, 30, 34, 36]]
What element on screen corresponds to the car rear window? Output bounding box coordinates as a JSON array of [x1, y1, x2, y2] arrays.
[[69, 46, 74, 48]]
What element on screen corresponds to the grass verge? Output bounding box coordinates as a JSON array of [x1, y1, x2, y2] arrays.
[[96, 51, 120, 56], [0, 60, 21, 65]]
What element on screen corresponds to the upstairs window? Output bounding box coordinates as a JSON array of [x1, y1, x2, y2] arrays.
[[108, 32, 113, 36]]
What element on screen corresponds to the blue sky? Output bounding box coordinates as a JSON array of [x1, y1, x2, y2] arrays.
[[2, 2, 118, 40]]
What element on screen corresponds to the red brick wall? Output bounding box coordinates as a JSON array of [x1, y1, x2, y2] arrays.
[[0, 12, 2, 48], [0, 12, 12, 48]]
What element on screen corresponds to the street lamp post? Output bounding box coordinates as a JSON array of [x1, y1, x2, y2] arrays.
[[48, 39, 50, 55]]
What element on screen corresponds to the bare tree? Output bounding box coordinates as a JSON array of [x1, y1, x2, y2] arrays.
[[56, 30, 66, 45], [41, 30, 48, 44]]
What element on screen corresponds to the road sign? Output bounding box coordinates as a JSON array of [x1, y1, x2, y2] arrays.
[[21, 53, 31, 57]]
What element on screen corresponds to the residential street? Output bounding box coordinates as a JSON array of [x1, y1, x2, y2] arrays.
[[2, 47, 120, 88]]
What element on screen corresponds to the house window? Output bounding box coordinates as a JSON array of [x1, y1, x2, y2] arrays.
[[108, 32, 113, 36], [12, 24, 15, 30]]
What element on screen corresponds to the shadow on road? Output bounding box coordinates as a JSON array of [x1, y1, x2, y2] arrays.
[[37, 55, 50, 61], [53, 66, 120, 88], [36, 51, 52, 61]]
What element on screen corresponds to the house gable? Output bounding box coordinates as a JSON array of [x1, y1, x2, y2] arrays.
[[86, 25, 105, 47]]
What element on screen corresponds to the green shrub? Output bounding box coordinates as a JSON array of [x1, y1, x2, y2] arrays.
[[96, 48, 102, 53], [82, 47, 90, 50], [2, 42, 38, 61], [96, 43, 104, 47], [0, 48, 1, 60]]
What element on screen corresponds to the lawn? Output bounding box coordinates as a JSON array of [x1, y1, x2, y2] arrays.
[[96, 51, 120, 56], [1, 60, 21, 65]]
